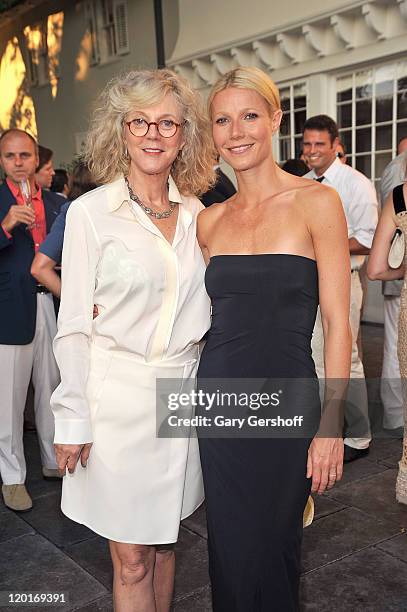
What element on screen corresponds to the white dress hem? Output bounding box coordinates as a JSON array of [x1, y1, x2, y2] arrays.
[[60, 496, 205, 545]]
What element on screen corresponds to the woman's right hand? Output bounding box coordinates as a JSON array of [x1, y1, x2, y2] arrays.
[[54, 443, 93, 475]]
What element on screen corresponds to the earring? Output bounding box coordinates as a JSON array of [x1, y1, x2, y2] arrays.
[[124, 144, 129, 158], [172, 148, 182, 168]]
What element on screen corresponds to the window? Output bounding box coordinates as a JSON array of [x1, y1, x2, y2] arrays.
[[0, 37, 37, 137], [85, 0, 129, 64], [85, 1, 100, 65], [47, 12, 64, 99], [101, 0, 117, 57], [278, 82, 307, 164], [23, 13, 64, 98], [336, 61, 407, 182], [23, 23, 48, 86]]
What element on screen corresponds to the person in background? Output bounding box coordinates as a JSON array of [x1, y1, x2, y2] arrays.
[[35, 145, 66, 213], [398, 137, 407, 155], [35, 146, 55, 189], [31, 161, 97, 298], [51, 169, 69, 198], [0, 129, 61, 512], [200, 156, 236, 206], [303, 114, 378, 463], [367, 166, 407, 504], [383, 147, 407, 194], [378, 147, 407, 430], [300, 149, 311, 170], [336, 140, 347, 165], [281, 158, 309, 176]]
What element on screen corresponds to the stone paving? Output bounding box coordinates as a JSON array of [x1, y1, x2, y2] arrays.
[[1, 324, 407, 611]]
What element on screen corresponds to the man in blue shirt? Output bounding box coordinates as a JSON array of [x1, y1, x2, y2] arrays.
[[31, 201, 69, 297], [31, 160, 98, 295]]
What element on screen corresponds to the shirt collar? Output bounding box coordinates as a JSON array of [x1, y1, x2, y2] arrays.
[[107, 174, 183, 212], [322, 157, 342, 183], [6, 177, 42, 201], [308, 157, 341, 182]]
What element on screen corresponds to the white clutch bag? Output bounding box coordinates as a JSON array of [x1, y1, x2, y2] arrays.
[[388, 229, 405, 269]]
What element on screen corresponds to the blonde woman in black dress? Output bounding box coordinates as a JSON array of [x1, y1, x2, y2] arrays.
[[197, 67, 352, 611]]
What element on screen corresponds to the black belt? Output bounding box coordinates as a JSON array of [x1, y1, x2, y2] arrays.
[[36, 284, 50, 294]]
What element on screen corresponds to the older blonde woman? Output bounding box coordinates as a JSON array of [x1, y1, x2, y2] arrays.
[[50, 70, 215, 612]]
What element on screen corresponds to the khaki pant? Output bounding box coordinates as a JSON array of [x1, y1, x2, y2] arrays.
[[381, 296, 403, 429], [0, 294, 60, 484], [311, 271, 371, 449]]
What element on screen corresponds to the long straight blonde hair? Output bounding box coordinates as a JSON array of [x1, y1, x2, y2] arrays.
[[85, 69, 216, 195]]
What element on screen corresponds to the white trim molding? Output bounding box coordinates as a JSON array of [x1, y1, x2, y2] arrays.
[[168, 0, 407, 87]]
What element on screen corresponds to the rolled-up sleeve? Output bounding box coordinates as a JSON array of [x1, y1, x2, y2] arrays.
[[347, 178, 378, 249], [50, 201, 100, 444], [39, 201, 70, 263]]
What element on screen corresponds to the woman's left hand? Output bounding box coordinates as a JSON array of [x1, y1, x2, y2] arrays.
[[307, 437, 344, 494], [54, 443, 93, 476]]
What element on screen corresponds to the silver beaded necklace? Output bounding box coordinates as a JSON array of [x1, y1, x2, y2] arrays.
[[125, 177, 176, 220]]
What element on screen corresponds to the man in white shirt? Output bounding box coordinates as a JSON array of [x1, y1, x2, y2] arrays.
[[302, 115, 378, 462]]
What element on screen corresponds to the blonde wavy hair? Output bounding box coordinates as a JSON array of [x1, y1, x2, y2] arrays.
[[208, 66, 281, 116], [85, 69, 216, 195]]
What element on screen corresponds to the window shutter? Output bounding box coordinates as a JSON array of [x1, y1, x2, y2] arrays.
[[85, 0, 100, 64], [114, 0, 129, 55]]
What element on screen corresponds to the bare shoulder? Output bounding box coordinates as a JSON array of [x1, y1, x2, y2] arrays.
[[197, 201, 227, 248], [198, 201, 227, 225], [274, 173, 313, 195], [273, 174, 323, 202], [294, 181, 343, 218], [382, 188, 399, 223]]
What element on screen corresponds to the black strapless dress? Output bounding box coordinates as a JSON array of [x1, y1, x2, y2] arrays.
[[197, 254, 319, 612]]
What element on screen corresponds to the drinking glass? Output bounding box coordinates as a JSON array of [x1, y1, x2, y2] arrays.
[[19, 179, 36, 230]]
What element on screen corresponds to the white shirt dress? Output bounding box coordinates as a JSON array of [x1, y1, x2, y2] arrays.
[[50, 175, 211, 544]]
